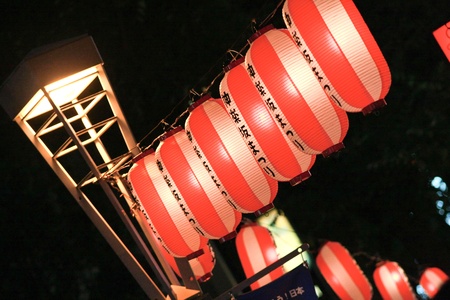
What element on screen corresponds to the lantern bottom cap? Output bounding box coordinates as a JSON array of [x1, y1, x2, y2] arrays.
[[254, 203, 275, 217], [322, 143, 345, 157], [198, 272, 213, 283], [289, 170, 312, 186], [218, 231, 237, 243], [362, 99, 387, 116], [186, 248, 205, 260]]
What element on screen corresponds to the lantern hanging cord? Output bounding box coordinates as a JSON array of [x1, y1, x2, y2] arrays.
[[352, 251, 384, 267]]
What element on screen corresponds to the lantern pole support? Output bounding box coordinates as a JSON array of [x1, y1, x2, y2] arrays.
[[40, 88, 173, 299], [215, 244, 310, 300]]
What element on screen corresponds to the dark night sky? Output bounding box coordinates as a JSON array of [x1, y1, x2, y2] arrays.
[[1, 0, 449, 299]]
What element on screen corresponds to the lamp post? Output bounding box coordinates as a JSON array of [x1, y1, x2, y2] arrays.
[[0, 35, 200, 300]]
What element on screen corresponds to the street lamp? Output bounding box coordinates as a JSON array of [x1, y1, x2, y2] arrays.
[[0, 35, 200, 300]]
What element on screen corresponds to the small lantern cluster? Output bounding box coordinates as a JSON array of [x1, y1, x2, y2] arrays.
[[315, 241, 450, 299], [127, 0, 391, 281]]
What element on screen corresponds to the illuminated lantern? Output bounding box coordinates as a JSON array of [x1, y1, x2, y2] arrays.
[[185, 96, 278, 214], [373, 261, 415, 300], [245, 26, 349, 156], [235, 223, 284, 290], [127, 149, 207, 258], [433, 22, 450, 62], [420, 267, 449, 298], [257, 209, 311, 273], [282, 0, 392, 114], [219, 58, 316, 185], [155, 126, 242, 241], [316, 241, 372, 299]]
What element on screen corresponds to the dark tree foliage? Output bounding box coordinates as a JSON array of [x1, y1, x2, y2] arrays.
[[0, 0, 449, 299]]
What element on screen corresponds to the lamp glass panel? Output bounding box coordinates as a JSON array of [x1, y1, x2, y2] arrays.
[[20, 67, 98, 120]]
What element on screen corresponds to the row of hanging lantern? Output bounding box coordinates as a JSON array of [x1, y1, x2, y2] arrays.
[[233, 218, 450, 298], [316, 241, 449, 299], [127, 0, 392, 282]]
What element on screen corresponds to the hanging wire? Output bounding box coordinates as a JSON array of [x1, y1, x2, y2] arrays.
[[135, 0, 286, 155]]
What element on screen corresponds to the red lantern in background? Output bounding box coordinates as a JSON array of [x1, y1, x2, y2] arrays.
[[155, 127, 242, 241], [185, 96, 278, 214], [420, 267, 449, 299], [128, 149, 207, 258], [433, 22, 450, 62], [316, 241, 372, 300], [235, 223, 284, 290], [219, 57, 316, 185], [245, 26, 349, 156], [373, 261, 415, 300], [282, 0, 391, 115]]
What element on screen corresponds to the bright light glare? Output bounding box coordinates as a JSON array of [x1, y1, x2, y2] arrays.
[[446, 213, 450, 226], [431, 176, 443, 189], [436, 200, 444, 209], [415, 284, 427, 299], [19, 67, 98, 120]]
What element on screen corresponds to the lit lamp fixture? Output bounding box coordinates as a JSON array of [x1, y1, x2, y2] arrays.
[[0, 35, 195, 300]]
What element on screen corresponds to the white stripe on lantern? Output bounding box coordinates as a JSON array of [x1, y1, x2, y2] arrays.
[[315, 0, 381, 100], [425, 272, 442, 284], [202, 101, 274, 203], [245, 42, 310, 153], [282, 2, 356, 112], [172, 131, 238, 233], [142, 154, 201, 250], [155, 142, 210, 238], [221, 58, 316, 184], [320, 245, 366, 299], [128, 151, 205, 257], [185, 127, 249, 213], [378, 265, 404, 299], [421, 268, 449, 298], [426, 270, 444, 287], [267, 29, 344, 144], [220, 74, 290, 182], [242, 226, 273, 287]]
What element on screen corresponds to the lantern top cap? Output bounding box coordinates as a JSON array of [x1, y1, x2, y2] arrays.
[[159, 126, 183, 141], [132, 148, 155, 163], [0, 35, 103, 120], [188, 94, 212, 112], [248, 24, 275, 43], [223, 57, 245, 73]]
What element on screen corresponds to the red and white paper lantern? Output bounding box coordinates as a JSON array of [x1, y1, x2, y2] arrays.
[[373, 261, 416, 300], [245, 26, 349, 156], [219, 57, 316, 185], [420, 267, 449, 299], [316, 241, 372, 299], [128, 149, 208, 258], [155, 127, 242, 241], [235, 223, 284, 290], [185, 96, 278, 214], [282, 0, 391, 114]]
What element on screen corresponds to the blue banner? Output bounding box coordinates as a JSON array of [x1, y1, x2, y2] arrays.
[[235, 264, 317, 300]]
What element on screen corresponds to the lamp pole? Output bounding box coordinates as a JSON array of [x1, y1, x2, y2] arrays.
[[0, 35, 201, 300]]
